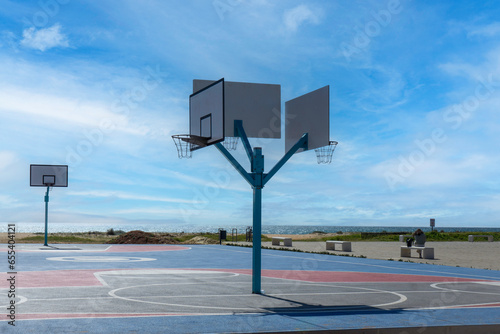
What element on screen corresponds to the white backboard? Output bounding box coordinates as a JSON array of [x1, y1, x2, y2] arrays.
[[285, 86, 330, 153], [189, 78, 225, 147], [30, 164, 68, 187], [193, 79, 281, 139]]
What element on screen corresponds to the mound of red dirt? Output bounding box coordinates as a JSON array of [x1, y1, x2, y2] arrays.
[[106, 230, 179, 244]]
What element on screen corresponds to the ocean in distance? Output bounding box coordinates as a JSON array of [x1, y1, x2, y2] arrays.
[[2, 223, 500, 234]]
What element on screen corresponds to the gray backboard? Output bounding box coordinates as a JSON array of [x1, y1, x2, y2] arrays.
[[193, 79, 281, 139], [285, 85, 330, 153], [189, 78, 225, 147], [30, 164, 68, 187]]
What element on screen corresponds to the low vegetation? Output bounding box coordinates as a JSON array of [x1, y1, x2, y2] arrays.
[[225, 243, 368, 258], [10, 230, 500, 244], [308, 231, 500, 242], [19, 232, 114, 244]]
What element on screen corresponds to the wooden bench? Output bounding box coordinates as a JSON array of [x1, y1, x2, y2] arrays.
[[468, 235, 493, 242], [272, 237, 292, 246], [326, 240, 352, 252], [401, 246, 434, 259]]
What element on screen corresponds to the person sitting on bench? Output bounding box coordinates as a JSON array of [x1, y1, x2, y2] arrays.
[[412, 229, 426, 258]]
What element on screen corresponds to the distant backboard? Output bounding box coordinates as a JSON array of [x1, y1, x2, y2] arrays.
[[30, 164, 68, 187], [285, 86, 329, 153], [193, 79, 281, 139]]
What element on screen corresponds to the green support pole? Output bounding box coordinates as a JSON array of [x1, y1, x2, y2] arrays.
[[44, 186, 49, 246]]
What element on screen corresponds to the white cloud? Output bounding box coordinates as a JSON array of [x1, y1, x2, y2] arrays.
[[0, 151, 18, 171], [67, 190, 200, 204], [0, 87, 123, 129], [467, 22, 500, 37], [0, 31, 16, 49], [283, 5, 320, 33], [0, 195, 24, 209], [20, 24, 69, 51]]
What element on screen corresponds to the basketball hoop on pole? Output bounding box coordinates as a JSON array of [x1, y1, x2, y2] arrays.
[[171, 134, 209, 159], [30, 164, 68, 246], [314, 140, 338, 164], [172, 134, 193, 159], [172, 78, 338, 294]]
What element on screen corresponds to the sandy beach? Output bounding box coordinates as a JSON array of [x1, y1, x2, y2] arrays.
[[255, 240, 500, 271], [1, 232, 39, 242]]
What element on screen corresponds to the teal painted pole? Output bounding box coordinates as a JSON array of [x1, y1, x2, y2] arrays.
[[44, 186, 49, 246], [252, 185, 262, 294], [252, 147, 264, 294], [214, 122, 310, 294]]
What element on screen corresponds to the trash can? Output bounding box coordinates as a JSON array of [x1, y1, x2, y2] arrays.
[[219, 229, 226, 244]]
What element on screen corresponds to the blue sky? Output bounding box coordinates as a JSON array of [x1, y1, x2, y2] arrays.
[[1, 0, 499, 229]]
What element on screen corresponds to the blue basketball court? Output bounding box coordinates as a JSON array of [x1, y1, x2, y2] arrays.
[[2, 243, 500, 333]]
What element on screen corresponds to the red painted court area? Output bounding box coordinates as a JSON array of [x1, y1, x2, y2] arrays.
[[4, 268, 493, 289], [218, 269, 493, 283]]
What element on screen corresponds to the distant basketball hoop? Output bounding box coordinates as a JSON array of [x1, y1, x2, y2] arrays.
[[30, 164, 68, 246], [314, 141, 338, 164]]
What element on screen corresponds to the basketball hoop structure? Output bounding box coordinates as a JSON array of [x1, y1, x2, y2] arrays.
[[315, 141, 338, 164], [30, 164, 68, 246], [171, 134, 209, 159], [222, 137, 239, 151], [174, 78, 338, 294]]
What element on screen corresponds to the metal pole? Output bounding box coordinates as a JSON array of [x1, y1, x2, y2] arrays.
[[252, 147, 264, 294], [44, 186, 49, 246], [215, 123, 308, 294], [252, 186, 262, 294]]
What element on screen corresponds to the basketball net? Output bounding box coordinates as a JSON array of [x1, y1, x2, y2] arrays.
[[314, 141, 338, 164], [171, 134, 193, 159], [222, 137, 239, 151]]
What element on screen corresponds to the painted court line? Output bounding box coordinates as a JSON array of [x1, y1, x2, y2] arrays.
[[258, 247, 500, 281], [1, 268, 494, 290], [0, 244, 190, 253], [13, 313, 210, 321], [107, 283, 407, 311], [211, 268, 495, 283], [430, 282, 500, 296], [413, 301, 500, 310], [47, 256, 156, 262]]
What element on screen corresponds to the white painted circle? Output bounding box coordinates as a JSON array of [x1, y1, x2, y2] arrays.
[[0, 295, 28, 309], [97, 269, 239, 279], [108, 278, 407, 311], [47, 256, 156, 262], [431, 281, 500, 296]]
